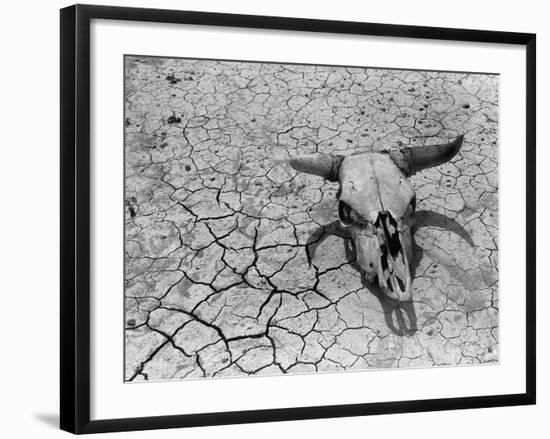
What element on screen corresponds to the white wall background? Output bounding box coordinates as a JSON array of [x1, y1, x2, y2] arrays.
[[0, 0, 546, 437]]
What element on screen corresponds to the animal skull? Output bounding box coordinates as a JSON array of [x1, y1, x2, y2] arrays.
[[289, 136, 463, 302]]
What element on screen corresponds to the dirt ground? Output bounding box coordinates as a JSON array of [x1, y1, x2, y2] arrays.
[[124, 56, 498, 381]]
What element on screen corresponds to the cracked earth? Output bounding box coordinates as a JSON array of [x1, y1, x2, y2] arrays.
[[124, 56, 498, 382]]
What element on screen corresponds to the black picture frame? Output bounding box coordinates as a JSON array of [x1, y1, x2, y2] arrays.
[[60, 4, 536, 434]]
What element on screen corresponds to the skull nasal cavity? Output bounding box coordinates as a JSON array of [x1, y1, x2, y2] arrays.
[[376, 212, 401, 257]]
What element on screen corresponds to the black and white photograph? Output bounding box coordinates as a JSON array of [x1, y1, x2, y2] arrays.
[[124, 56, 499, 382], [0, 0, 542, 437]]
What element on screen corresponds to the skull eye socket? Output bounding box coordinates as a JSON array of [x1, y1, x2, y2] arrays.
[[339, 201, 358, 226]]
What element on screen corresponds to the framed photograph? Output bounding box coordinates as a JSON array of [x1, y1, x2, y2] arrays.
[[60, 4, 536, 434]]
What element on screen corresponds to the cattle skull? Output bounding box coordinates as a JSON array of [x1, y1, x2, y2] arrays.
[[289, 136, 463, 302]]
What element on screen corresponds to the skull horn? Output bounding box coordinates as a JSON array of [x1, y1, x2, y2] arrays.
[[289, 154, 343, 182], [390, 135, 464, 176]]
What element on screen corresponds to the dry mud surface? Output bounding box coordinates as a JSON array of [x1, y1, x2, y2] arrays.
[[124, 56, 499, 381]]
